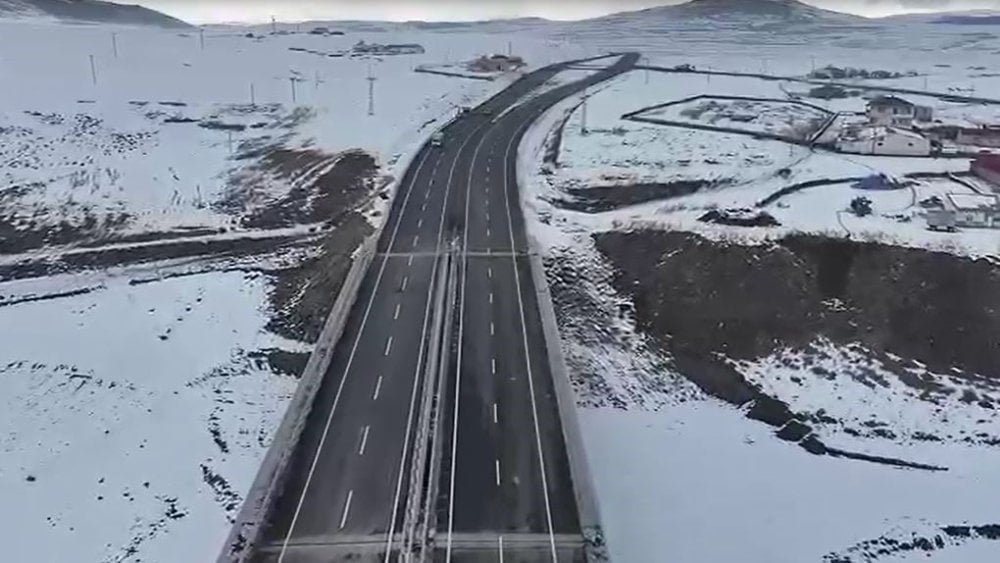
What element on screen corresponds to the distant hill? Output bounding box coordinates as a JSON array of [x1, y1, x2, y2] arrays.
[[882, 10, 1000, 25], [0, 0, 190, 28], [582, 0, 864, 29]]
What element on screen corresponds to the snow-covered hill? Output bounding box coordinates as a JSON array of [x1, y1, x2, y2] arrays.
[[577, 0, 864, 31], [0, 0, 190, 28]]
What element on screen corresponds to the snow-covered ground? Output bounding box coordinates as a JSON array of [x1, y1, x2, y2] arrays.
[[521, 62, 1000, 258], [0, 18, 587, 563], [517, 24, 1000, 563]]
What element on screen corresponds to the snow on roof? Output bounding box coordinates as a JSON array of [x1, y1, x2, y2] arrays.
[[947, 193, 1000, 210], [850, 126, 926, 141], [868, 95, 915, 108]]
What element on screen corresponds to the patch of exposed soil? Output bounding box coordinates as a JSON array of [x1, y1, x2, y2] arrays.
[[558, 180, 728, 213], [266, 212, 372, 343], [594, 229, 1000, 467], [0, 232, 312, 282], [256, 148, 380, 343], [825, 523, 1000, 562]]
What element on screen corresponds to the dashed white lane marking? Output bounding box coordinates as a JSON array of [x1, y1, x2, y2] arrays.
[[491, 358, 496, 375], [373, 376, 383, 401], [499, 536, 505, 563], [486, 227, 491, 237], [413, 234, 420, 247], [422, 201, 428, 212], [417, 218, 424, 228], [493, 403, 498, 424], [401, 276, 408, 292], [488, 267, 493, 279], [486, 210, 490, 222], [490, 321, 495, 336], [495, 459, 501, 486], [339, 490, 354, 530], [424, 190, 430, 200], [384, 336, 393, 357], [359, 426, 370, 456], [394, 303, 401, 320], [489, 292, 494, 304], [407, 255, 414, 267]]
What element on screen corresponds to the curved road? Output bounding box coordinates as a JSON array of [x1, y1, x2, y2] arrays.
[[250, 51, 639, 563]]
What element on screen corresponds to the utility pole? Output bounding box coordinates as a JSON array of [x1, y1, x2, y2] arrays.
[[271, 16, 277, 35], [367, 65, 377, 116], [290, 77, 298, 104], [811, 56, 816, 73], [923, 75, 929, 91], [111, 32, 118, 58], [580, 92, 589, 136], [89, 54, 97, 86], [250, 83, 256, 106], [199, 28, 205, 51], [507, 41, 512, 56], [315, 70, 324, 91]]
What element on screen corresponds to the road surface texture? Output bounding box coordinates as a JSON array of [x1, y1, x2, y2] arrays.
[[250, 52, 639, 563]]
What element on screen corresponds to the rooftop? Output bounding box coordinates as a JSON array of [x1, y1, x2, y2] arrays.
[[948, 193, 1000, 211]]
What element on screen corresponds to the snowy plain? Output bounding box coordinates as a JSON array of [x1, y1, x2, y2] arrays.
[[0, 17, 587, 563], [517, 20, 1000, 563]]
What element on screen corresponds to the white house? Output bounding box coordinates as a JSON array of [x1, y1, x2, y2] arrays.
[[866, 95, 916, 127], [837, 126, 931, 156], [929, 193, 1000, 230]]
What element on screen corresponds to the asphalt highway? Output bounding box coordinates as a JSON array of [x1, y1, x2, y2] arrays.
[[251, 52, 639, 563]]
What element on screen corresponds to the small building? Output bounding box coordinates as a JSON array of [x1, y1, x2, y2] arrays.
[[914, 105, 934, 122], [866, 95, 916, 127], [926, 193, 1000, 231], [958, 126, 1000, 149], [838, 126, 931, 156], [949, 193, 1000, 228], [471, 54, 525, 73], [384, 43, 425, 55], [972, 153, 1000, 187], [309, 26, 330, 35]]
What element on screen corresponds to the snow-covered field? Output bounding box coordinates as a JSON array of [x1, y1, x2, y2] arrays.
[[0, 18, 586, 563], [518, 23, 1000, 563]]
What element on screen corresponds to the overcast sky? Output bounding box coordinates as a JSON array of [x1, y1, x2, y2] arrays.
[[135, 0, 1000, 24]]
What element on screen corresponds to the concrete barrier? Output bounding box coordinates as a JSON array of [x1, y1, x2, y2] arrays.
[[217, 232, 379, 563]]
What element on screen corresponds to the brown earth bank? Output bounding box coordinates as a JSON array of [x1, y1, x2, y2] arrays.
[[593, 229, 1000, 469]]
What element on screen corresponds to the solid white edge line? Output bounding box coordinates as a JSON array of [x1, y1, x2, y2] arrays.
[[499, 536, 505, 563], [502, 113, 560, 563], [276, 148, 434, 563], [339, 489, 354, 530]]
